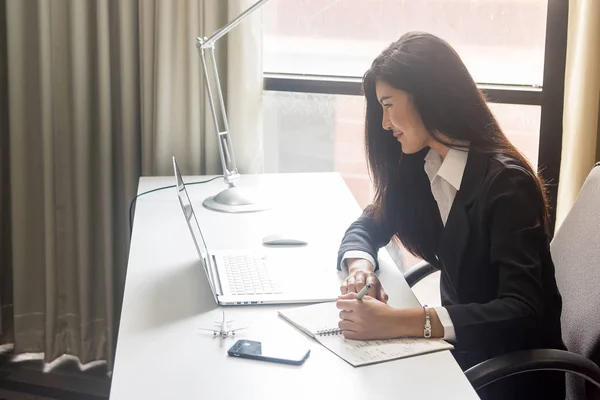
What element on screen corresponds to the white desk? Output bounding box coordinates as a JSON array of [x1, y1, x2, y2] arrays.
[[110, 172, 480, 400]]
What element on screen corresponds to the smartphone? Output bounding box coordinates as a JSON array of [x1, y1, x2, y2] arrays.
[[227, 339, 310, 365]]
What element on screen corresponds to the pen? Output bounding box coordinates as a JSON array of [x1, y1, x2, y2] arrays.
[[356, 283, 372, 300]]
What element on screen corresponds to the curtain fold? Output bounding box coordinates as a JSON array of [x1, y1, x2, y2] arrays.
[[556, 0, 600, 229], [0, 0, 11, 341], [0, 0, 263, 372], [139, 0, 208, 175]]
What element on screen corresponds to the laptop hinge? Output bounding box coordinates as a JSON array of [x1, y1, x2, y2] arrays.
[[210, 255, 224, 296]]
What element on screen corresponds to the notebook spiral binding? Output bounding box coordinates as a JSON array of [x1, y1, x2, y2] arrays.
[[316, 328, 342, 336]]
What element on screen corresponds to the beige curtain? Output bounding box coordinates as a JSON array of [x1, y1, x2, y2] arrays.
[[1, 0, 140, 370], [0, 0, 263, 371], [556, 0, 600, 230], [226, 0, 265, 175]]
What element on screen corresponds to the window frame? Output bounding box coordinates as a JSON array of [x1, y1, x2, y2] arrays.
[[262, 0, 568, 234]]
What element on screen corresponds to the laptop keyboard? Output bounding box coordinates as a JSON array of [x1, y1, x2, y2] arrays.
[[223, 255, 283, 295]]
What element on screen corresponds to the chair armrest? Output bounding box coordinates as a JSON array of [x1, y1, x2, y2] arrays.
[[403, 260, 438, 287], [464, 349, 600, 391]]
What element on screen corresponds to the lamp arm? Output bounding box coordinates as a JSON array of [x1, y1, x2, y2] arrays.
[[197, 43, 239, 186]]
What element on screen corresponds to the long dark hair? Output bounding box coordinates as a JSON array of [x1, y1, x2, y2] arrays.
[[363, 31, 549, 260]]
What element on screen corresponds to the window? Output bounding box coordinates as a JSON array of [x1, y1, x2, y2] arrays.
[[261, 0, 568, 233], [264, 91, 540, 209], [264, 0, 548, 85]]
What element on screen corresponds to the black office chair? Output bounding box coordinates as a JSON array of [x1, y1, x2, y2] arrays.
[[404, 163, 600, 399]]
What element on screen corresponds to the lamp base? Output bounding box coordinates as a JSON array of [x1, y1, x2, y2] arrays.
[[202, 185, 269, 213]]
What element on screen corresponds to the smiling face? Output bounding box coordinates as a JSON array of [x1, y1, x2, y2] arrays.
[[375, 79, 432, 154]]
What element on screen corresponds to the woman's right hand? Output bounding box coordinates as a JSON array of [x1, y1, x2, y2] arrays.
[[340, 259, 389, 303]]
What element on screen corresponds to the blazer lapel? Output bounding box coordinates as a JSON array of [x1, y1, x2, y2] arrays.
[[437, 150, 489, 289]]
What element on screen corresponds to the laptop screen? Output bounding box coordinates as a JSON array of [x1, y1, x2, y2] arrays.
[[172, 157, 210, 261]]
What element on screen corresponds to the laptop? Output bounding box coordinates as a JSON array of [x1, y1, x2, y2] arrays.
[[172, 156, 340, 305]]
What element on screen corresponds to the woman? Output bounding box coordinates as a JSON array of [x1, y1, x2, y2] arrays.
[[336, 32, 566, 399]]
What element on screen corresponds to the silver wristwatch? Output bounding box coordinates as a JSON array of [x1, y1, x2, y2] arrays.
[[423, 305, 432, 338]]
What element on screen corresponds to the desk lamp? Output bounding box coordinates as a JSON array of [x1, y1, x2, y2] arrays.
[[197, 0, 271, 213]]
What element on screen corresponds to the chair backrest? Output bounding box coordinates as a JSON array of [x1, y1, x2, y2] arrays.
[[551, 163, 600, 400]]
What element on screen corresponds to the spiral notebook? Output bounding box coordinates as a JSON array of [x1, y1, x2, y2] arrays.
[[278, 301, 454, 367]]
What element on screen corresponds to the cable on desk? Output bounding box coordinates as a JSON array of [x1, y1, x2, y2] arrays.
[[128, 176, 224, 236]]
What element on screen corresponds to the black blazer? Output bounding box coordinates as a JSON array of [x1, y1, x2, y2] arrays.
[[337, 150, 566, 400]]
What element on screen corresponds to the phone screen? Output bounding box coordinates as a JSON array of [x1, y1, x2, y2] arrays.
[[228, 339, 310, 365]]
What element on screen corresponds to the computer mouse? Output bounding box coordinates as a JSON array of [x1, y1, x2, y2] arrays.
[[262, 233, 308, 246]]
